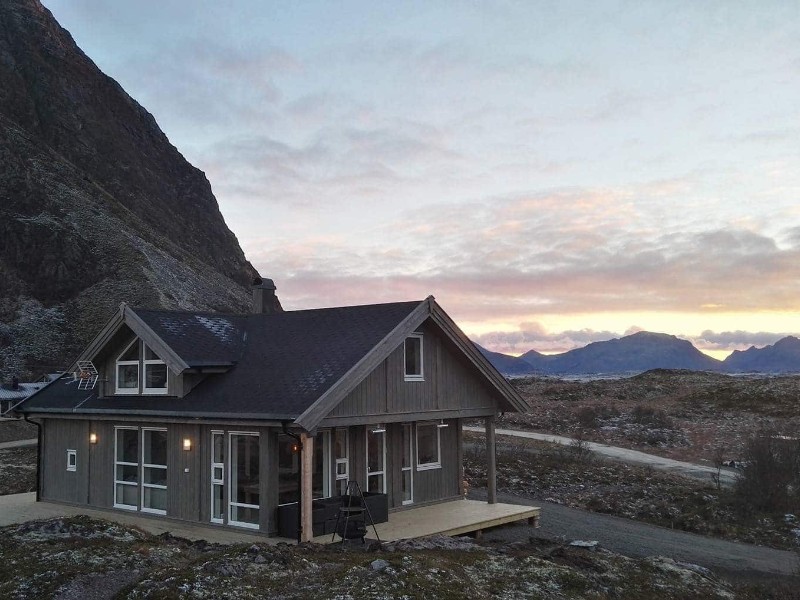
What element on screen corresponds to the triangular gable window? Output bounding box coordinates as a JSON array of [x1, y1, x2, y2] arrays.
[[115, 339, 169, 395]]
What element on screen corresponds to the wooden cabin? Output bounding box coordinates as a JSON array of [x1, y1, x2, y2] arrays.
[[17, 282, 527, 541]]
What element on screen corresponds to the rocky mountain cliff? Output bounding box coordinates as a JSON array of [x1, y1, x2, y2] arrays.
[[0, 0, 274, 378]]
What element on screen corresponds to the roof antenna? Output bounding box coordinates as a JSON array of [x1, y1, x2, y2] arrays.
[[76, 361, 99, 390]]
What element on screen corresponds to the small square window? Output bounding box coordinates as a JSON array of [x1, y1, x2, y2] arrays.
[[66, 449, 77, 472], [404, 334, 423, 381]]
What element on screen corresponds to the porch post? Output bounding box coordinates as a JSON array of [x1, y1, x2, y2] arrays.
[[300, 432, 314, 542], [486, 416, 497, 504]]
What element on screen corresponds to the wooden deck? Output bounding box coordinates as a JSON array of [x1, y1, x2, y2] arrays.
[[314, 498, 540, 544]]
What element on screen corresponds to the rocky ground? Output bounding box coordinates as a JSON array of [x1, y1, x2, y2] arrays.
[[0, 419, 37, 444], [501, 370, 800, 464], [0, 516, 750, 599], [0, 446, 36, 495], [465, 434, 800, 551]]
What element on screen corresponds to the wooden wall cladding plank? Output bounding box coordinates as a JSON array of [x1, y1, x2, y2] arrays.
[[41, 418, 90, 504], [88, 420, 114, 508], [167, 424, 200, 521]]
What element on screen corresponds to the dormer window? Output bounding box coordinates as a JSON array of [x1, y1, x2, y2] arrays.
[[404, 333, 424, 381], [115, 339, 168, 395], [116, 339, 140, 394]]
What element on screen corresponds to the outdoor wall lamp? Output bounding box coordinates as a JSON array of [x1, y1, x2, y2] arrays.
[[437, 419, 449, 428], [371, 424, 386, 434], [182, 438, 192, 451], [89, 433, 98, 444]]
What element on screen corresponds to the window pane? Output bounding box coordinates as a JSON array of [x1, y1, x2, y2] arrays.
[[213, 433, 224, 464], [143, 430, 167, 466], [417, 424, 439, 465], [145, 364, 167, 389], [117, 429, 138, 463], [313, 432, 326, 499], [334, 428, 347, 460], [143, 466, 167, 486], [118, 364, 138, 389], [367, 431, 384, 473], [230, 505, 259, 525], [116, 484, 137, 507], [402, 470, 412, 503], [405, 336, 422, 376], [212, 484, 224, 520], [144, 345, 159, 360], [231, 434, 259, 507], [402, 425, 411, 469], [143, 486, 166, 511], [120, 341, 139, 361], [116, 464, 138, 482], [278, 434, 299, 504], [367, 474, 383, 493]]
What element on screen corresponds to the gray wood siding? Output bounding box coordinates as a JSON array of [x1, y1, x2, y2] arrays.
[[328, 321, 499, 420], [41, 418, 89, 504], [411, 419, 460, 504], [88, 420, 115, 508], [167, 424, 200, 521]]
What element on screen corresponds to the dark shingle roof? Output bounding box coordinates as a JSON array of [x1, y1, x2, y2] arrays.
[[135, 310, 247, 367], [20, 300, 424, 420]]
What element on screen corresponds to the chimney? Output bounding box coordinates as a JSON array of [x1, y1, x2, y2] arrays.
[[252, 277, 278, 314], [11, 376, 19, 391]]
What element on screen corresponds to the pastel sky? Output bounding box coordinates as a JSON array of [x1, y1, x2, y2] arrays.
[[44, 1, 800, 359]]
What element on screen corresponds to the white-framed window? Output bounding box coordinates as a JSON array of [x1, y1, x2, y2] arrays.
[[313, 430, 331, 500], [211, 430, 225, 524], [366, 426, 386, 493], [229, 432, 260, 529], [334, 427, 349, 496], [416, 421, 441, 470], [404, 333, 424, 381], [141, 428, 167, 514], [66, 449, 77, 472], [116, 339, 140, 394], [114, 426, 140, 510], [143, 345, 168, 394]]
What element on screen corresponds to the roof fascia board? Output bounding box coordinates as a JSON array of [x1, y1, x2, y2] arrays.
[[294, 299, 432, 431], [427, 300, 529, 413], [18, 407, 296, 422], [123, 307, 191, 374]]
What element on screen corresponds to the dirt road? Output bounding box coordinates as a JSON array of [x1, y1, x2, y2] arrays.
[[465, 425, 738, 486]]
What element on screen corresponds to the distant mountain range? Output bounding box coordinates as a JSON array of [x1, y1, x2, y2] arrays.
[[477, 331, 800, 376]]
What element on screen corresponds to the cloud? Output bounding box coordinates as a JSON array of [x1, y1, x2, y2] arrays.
[[694, 330, 797, 351], [248, 185, 800, 329], [471, 323, 622, 355]]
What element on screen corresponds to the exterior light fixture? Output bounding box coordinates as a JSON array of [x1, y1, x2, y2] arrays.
[[371, 424, 386, 434], [437, 419, 449, 428], [89, 433, 98, 444], [182, 438, 192, 451]]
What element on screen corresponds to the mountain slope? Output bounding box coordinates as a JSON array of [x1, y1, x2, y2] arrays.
[[0, 0, 273, 378], [723, 336, 800, 373], [542, 331, 722, 374], [475, 344, 536, 375]]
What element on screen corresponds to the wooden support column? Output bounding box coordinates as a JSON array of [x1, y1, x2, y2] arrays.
[[300, 432, 314, 542], [486, 416, 497, 504]]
